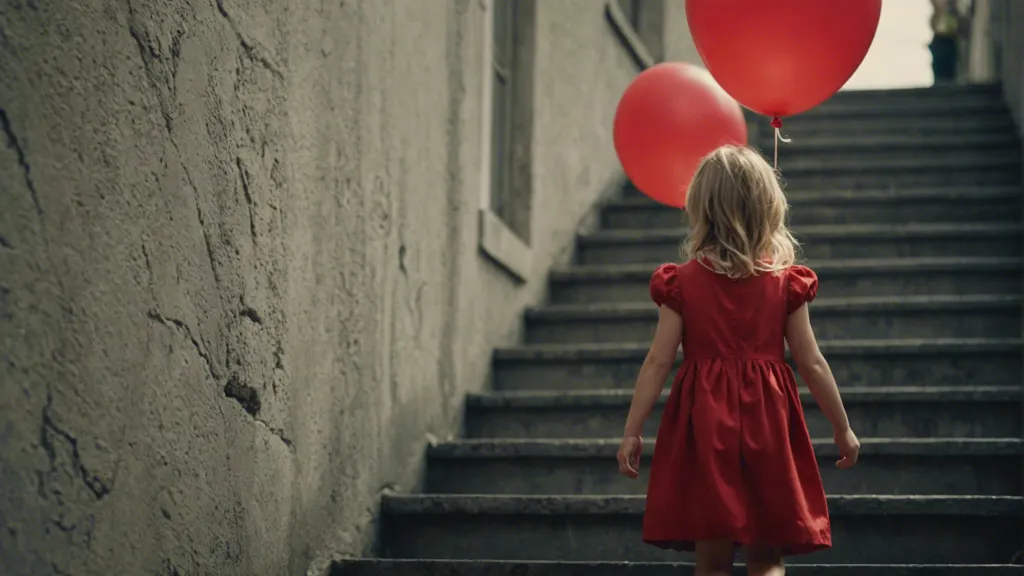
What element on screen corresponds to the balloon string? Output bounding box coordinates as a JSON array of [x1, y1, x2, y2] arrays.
[[770, 116, 791, 170]]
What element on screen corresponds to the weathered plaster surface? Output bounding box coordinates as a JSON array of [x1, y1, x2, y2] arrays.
[[660, 0, 702, 66], [995, 0, 1023, 126], [0, 0, 638, 574], [991, 0, 1024, 521]]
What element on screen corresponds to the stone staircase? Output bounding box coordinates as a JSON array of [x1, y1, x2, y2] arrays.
[[334, 84, 1024, 574]]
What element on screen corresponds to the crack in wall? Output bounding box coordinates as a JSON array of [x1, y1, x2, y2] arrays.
[[0, 107, 43, 217], [257, 421, 294, 452], [127, 27, 171, 133], [40, 392, 112, 501], [0, 286, 12, 321], [235, 157, 258, 246], [273, 343, 285, 371], [123, 4, 295, 463], [239, 306, 262, 323], [125, 0, 181, 134], [147, 316, 294, 451], [141, 241, 155, 289], [223, 373, 295, 452], [223, 373, 260, 416], [0, 105, 69, 309], [146, 310, 219, 381], [214, 0, 285, 81], [123, 6, 221, 288], [175, 151, 222, 287]]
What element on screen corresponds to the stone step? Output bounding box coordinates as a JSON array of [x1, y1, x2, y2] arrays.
[[778, 151, 1020, 173], [524, 295, 1023, 343], [769, 145, 1020, 167], [768, 147, 1021, 171], [464, 386, 1022, 440], [781, 167, 1019, 191], [548, 258, 1024, 302], [625, 175, 1022, 203], [332, 559, 1024, 576], [618, 152, 1022, 191], [778, 154, 1021, 192], [604, 186, 1023, 229], [424, 438, 1024, 497], [824, 83, 1002, 103], [772, 99, 1007, 124], [616, 153, 1022, 192], [809, 84, 1003, 109], [490, 339, 1023, 391], [754, 114, 1012, 139], [620, 149, 1021, 193], [757, 132, 1020, 155], [575, 223, 1023, 265], [377, 494, 1024, 564]]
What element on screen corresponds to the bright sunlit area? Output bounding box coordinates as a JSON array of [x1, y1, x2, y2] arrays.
[[842, 0, 936, 91]]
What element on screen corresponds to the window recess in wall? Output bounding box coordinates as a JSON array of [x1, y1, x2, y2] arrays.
[[619, 0, 642, 29], [479, 0, 535, 282]]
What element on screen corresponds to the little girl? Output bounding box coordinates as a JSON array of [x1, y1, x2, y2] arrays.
[[616, 145, 861, 576]]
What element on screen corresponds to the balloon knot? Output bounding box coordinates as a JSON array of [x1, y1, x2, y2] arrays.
[[770, 116, 783, 129]]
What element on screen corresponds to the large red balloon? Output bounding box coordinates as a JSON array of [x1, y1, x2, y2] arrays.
[[686, 0, 882, 118], [613, 62, 747, 208]]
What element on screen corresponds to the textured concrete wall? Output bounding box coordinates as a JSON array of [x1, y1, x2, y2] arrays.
[[995, 0, 1023, 126], [991, 0, 1024, 520], [1002, 0, 1024, 552], [660, 0, 701, 65], [630, 0, 665, 63], [0, 1, 637, 574]]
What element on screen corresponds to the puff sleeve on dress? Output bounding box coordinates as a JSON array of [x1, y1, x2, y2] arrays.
[[786, 265, 819, 314], [650, 263, 683, 315]]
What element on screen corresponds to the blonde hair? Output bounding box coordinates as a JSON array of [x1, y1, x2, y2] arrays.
[[683, 145, 799, 279]]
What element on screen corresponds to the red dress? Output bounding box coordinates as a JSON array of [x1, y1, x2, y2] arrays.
[[642, 259, 831, 555]]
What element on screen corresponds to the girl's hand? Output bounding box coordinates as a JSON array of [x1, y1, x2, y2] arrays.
[[834, 427, 861, 469], [616, 435, 643, 479]]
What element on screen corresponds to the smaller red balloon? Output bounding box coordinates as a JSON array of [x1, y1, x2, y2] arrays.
[[613, 63, 747, 208]]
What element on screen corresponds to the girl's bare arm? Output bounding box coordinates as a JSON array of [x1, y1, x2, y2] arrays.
[[623, 305, 683, 437], [785, 303, 851, 434]]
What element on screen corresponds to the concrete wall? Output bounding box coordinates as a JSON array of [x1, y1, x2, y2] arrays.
[[987, 0, 1024, 532], [610, 0, 700, 67], [996, 1, 1024, 558], [984, 1, 1024, 558], [659, 0, 702, 65], [0, 1, 638, 574], [992, 0, 1023, 126]]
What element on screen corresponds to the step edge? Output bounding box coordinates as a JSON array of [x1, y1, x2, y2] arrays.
[[427, 437, 1024, 459], [525, 295, 1024, 318], [579, 223, 1024, 244], [492, 338, 1024, 359], [608, 187, 1023, 208], [380, 493, 1024, 516], [549, 257, 1024, 278], [466, 386, 1023, 408], [333, 558, 1022, 569]]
